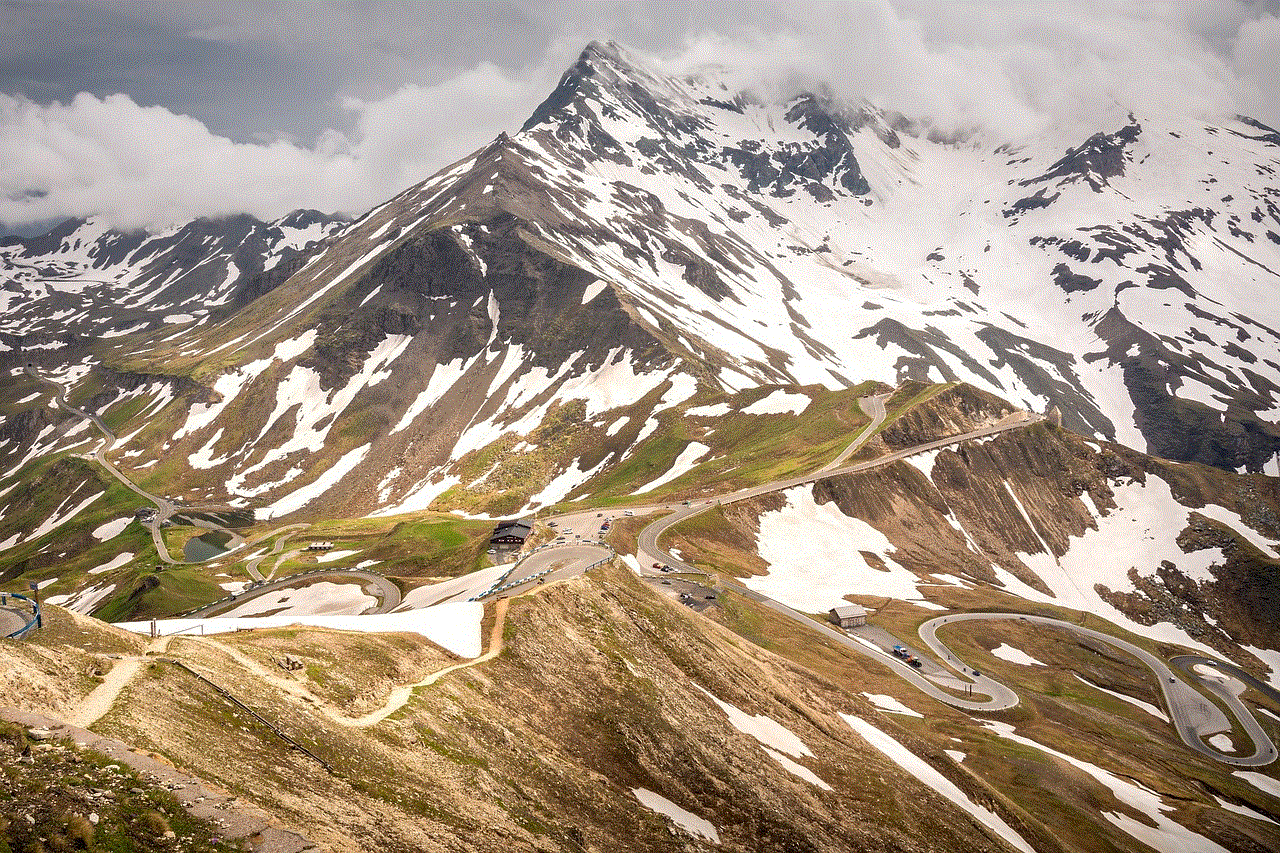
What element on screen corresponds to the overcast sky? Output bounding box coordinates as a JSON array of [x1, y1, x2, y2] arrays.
[[3, 0, 1278, 234]]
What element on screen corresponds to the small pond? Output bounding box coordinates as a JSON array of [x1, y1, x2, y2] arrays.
[[184, 530, 233, 562]]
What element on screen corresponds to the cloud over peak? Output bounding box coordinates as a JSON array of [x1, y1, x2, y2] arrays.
[[2, 1, 1277, 233]]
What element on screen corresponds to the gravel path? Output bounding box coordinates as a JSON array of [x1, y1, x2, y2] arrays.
[[0, 707, 318, 852]]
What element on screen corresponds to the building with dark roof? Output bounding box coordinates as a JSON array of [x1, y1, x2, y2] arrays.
[[490, 519, 533, 545]]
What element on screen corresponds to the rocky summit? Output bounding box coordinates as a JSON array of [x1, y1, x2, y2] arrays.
[[2, 40, 1279, 853]]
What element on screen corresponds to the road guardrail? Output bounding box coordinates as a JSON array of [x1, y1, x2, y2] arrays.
[[470, 540, 616, 601], [172, 566, 392, 618], [2, 592, 41, 639]]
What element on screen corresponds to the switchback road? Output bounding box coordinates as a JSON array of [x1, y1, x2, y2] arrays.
[[27, 367, 246, 564], [181, 568, 401, 619], [921, 613, 1276, 766], [625, 396, 1275, 767]]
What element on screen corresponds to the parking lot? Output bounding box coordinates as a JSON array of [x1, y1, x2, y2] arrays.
[[643, 573, 720, 612]]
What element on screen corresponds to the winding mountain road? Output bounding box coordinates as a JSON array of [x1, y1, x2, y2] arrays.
[[181, 569, 401, 619], [921, 613, 1276, 766], [627, 394, 1275, 767], [638, 402, 1039, 573], [243, 524, 311, 582], [26, 366, 245, 564]]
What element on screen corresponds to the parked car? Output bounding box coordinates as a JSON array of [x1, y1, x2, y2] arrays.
[[661, 580, 671, 585], [487, 548, 496, 554], [652, 562, 662, 569]]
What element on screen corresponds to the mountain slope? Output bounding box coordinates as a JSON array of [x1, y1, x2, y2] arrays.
[[2, 40, 1279, 525]]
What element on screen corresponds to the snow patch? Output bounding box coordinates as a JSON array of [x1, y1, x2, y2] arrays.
[[1208, 733, 1234, 752], [861, 693, 924, 717], [1072, 674, 1170, 722], [990, 643, 1046, 666], [761, 746, 832, 790], [315, 549, 360, 563], [219, 582, 376, 618], [750, 486, 936, 611], [119, 601, 485, 658], [258, 444, 370, 520], [694, 684, 812, 758], [742, 389, 811, 415], [634, 442, 710, 494], [631, 789, 719, 843], [86, 552, 134, 575], [1233, 771, 1280, 800], [91, 518, 130, 541], [844, 715, 1033, 853], [983, 721, 1227, 853]]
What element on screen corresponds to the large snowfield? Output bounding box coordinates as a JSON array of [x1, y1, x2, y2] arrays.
[[120, 601, 485, 658]]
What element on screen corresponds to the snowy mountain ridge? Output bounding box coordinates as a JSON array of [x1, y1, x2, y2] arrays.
[[2, 40, 1280, 524]]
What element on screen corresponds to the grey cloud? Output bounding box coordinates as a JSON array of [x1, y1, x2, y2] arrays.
[[2, 0, 1277, 232]]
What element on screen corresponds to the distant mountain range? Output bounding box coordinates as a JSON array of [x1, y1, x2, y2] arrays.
[[3, 40, 1279, 522]]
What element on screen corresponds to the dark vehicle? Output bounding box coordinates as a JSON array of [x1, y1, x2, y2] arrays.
[[704, 594, 716, 600], [908, 658, 923, 669], [892, 645, 908, 658], [548, 521, 558, 527], [972, 670, 981, 677], [652, 563, 662, 569], [661, 580, 671, 585]]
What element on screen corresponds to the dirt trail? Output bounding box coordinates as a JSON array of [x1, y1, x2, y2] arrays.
[[168, 598, 511, 731], [0, 707, 318, 852], [346, 597, 509, 728], [67, 635, 172, 729]]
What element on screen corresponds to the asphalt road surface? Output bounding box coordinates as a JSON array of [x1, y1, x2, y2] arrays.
[[0, 603, 35, 637], [637, 404, 1041, 578], [27, 367, 246, 564], [1171, 655, 1280, 765], [624, 396, 1275, 767], [493, 542, 613, 597], [181, 569, 402, 618], [921, 613, 1277, 766], [243, 524, 312, 582]]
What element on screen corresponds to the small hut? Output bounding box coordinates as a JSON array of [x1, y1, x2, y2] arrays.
[[829, 604, 867, 628]]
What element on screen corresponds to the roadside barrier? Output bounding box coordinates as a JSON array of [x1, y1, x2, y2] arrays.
[[173, 567, 390, 618], [470, 541, 615, 601], [161, 658, 333, 772], [3, 592, 41, 640]]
